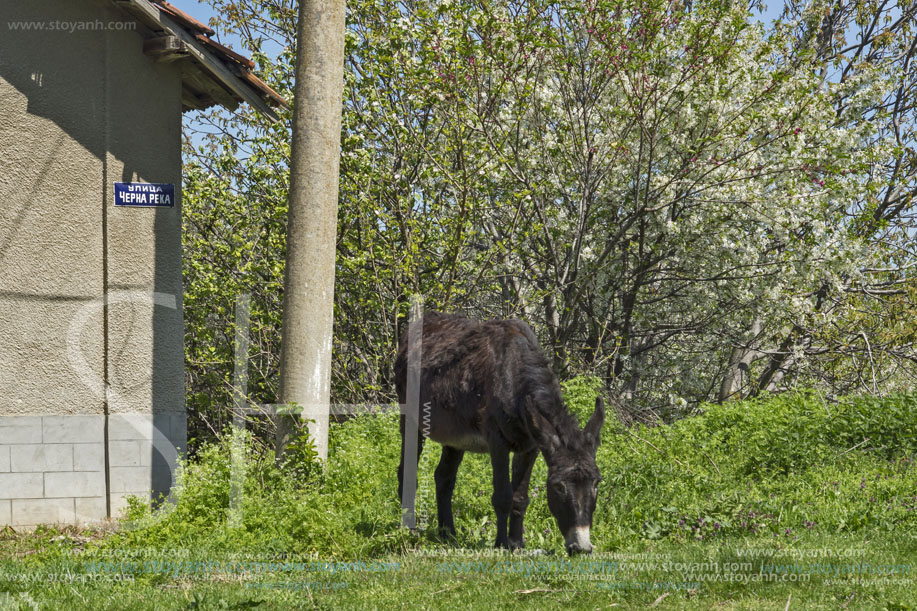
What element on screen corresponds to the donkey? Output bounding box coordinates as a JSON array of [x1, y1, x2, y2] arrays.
[[395, 312, 604, 555]]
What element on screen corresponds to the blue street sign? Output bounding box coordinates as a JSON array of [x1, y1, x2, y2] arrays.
[[114, 182, 175, 208]]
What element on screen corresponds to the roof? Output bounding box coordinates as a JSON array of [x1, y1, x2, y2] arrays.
[[112, 0, 288, 121]]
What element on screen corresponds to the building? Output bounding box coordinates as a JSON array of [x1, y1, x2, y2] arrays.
[[0, 0, 286, 528]]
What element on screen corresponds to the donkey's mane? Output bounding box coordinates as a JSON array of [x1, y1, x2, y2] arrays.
[[512, 324, 583, 450]]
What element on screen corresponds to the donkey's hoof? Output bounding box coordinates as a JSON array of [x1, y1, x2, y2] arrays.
[[437, 528, 458, 542]]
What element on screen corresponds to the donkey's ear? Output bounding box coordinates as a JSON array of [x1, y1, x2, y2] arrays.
[[526, 401, 562, 459], [583, 396, 605, 451]]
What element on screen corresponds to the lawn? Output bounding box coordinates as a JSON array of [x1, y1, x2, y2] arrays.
[[1, 389, 915, 609]]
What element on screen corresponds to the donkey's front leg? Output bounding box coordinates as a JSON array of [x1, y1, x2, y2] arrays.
[[489, 446, 512, 549], [434, 446, 465, 538], [397, 414, 426, 502]]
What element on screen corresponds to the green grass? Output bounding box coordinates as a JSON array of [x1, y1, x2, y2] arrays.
[[1, 388, 916, 609], [1, 529, 914, 609]]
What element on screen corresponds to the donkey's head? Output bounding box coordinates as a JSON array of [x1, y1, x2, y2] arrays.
[[528, 397, 605, 555]]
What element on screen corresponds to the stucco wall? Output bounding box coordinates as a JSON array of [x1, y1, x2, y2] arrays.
[[0, 0, 107, 418], [0, 0, 186, 527]]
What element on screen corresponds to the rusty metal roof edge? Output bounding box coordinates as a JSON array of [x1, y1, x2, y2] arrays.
[[111, 0, 285, 121]]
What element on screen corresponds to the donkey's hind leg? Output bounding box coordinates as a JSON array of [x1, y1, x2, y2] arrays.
[[434, 446, 465, 539], [397, 414, 426, 502]]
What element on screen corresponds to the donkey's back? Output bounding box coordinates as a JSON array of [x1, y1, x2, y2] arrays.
[[394, 311, 556, 453]]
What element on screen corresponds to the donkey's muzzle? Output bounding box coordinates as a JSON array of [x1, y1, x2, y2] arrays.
[[566, 542, 594, 556], [564, 525, 593, 555]]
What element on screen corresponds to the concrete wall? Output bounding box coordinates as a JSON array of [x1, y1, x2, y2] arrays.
[[0, 0, 186, 528]]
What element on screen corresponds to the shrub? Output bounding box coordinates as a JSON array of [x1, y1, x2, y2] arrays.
[[108, 391, 917, 558]]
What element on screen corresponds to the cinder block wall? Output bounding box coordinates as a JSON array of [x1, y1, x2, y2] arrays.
[[0, 0, 186, 528], [0, 417, 106, 527]]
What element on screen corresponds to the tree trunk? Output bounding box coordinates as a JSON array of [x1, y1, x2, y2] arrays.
[[276, 0, 347, 462], [718, 319, 762, 402], [753, 333, 799, 398]]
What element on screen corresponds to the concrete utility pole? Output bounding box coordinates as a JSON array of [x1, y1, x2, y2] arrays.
[[276, 0, 347, 461]]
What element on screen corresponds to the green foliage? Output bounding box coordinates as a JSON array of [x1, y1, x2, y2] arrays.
[[593, 392, 917, 546], [181, 0, 917, 455], [559, 375, 606, 427], [278, 420, 320, 484], [108, 392, 917, 560]]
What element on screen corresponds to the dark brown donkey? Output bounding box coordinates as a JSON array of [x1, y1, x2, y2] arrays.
[[395, 312, 604, 555]]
